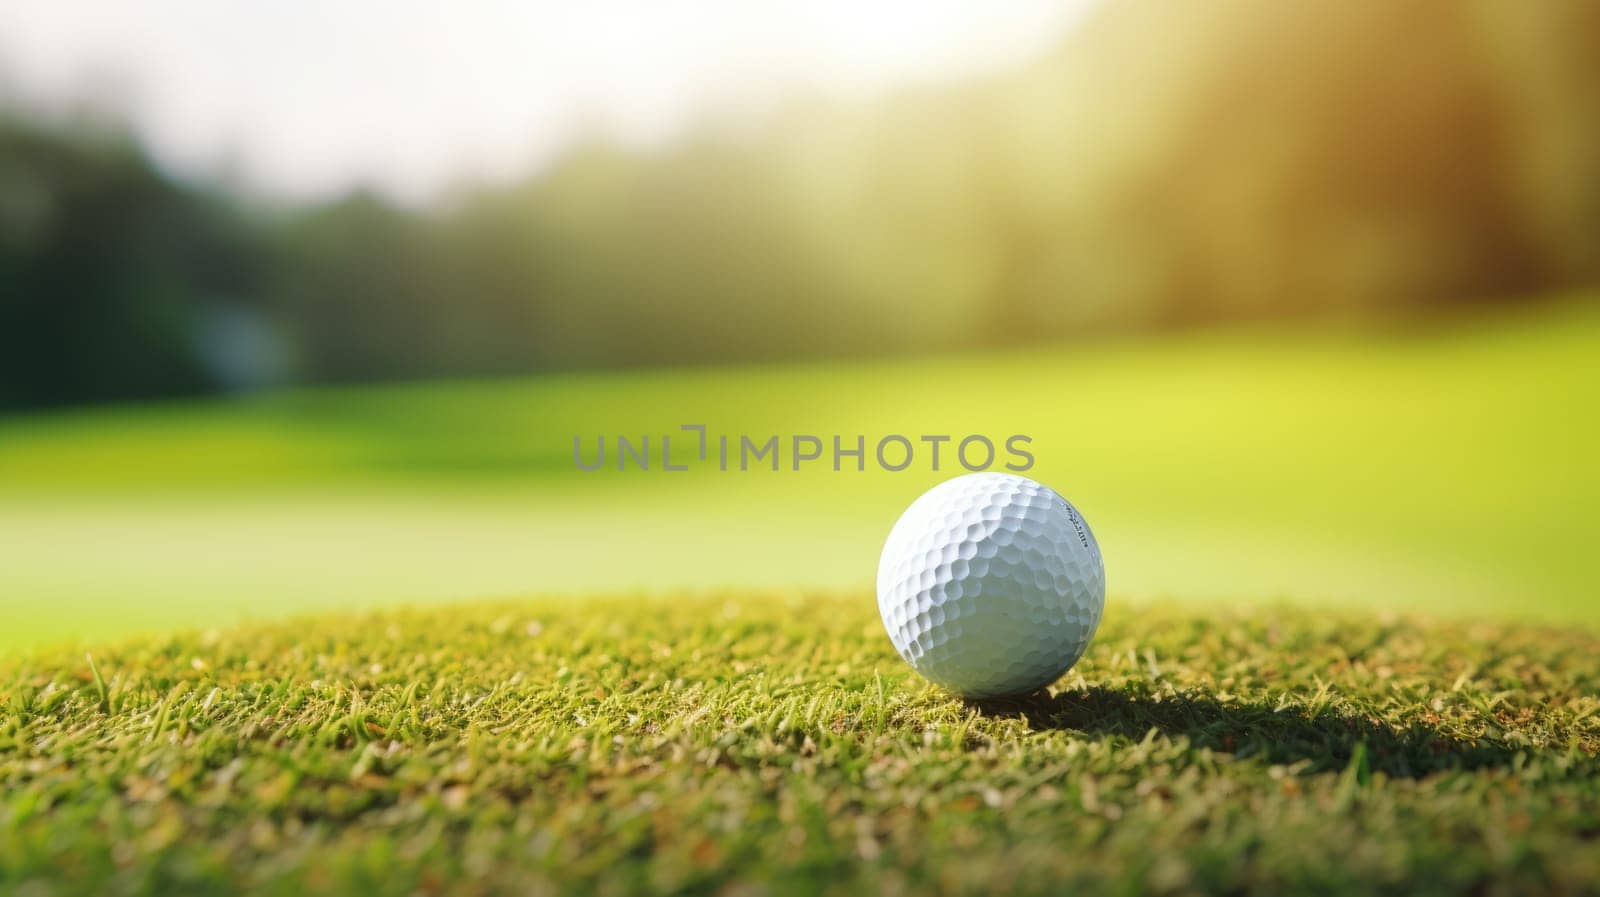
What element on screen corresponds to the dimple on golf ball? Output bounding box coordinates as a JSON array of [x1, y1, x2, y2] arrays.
[[876, 472, 1105, 698]]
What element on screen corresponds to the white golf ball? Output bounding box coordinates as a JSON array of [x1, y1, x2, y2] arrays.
[[876, 472, 1105, 698]]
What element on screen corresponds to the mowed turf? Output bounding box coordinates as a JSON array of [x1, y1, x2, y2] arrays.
[[3, 299, 1599, 650], [3, 593, 1597, 896]]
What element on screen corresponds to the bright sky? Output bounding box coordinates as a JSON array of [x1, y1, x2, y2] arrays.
[[0, 1, 1094, 202]]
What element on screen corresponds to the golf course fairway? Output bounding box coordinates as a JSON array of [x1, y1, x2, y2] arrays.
[[2, 300, 1597, 650], [3, 593, 1597, 895]]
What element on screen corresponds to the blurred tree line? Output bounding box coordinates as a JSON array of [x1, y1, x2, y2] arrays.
[[2, 0, 1597, 409]]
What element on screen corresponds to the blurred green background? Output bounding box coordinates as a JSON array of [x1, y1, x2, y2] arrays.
[[2, 0, 1597, 649]]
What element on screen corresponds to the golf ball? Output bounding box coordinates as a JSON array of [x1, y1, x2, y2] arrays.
[[876, 473, 1105, 698]]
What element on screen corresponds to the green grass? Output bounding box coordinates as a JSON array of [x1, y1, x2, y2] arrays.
[[7, 304, 1594, 894], [2, 300, 1598, 650], [3, 592, 1597, 895]]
